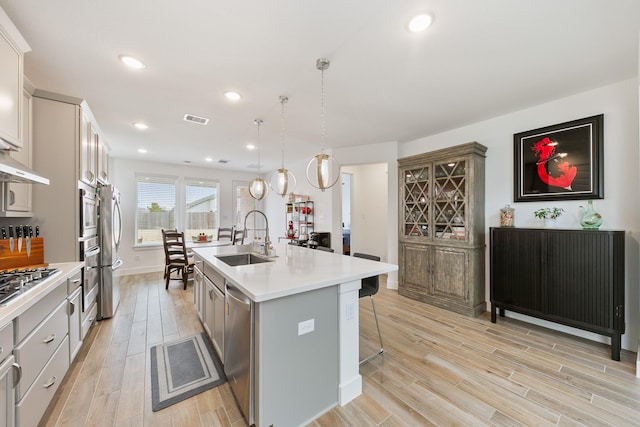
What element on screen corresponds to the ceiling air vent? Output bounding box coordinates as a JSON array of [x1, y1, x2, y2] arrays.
[[183, 114, 209, 125], [218, 159, 229, 164]]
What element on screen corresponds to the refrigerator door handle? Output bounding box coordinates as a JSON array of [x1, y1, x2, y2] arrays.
[[112, 259, 123, 270]]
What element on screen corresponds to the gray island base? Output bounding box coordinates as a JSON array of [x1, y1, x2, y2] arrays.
[[192, 242, 397, 427]]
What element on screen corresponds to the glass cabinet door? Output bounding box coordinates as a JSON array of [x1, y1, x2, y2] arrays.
[[402, 166, 430, 238], [433, 160, 467, 240]]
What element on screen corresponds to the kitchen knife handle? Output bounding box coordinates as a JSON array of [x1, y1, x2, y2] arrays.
[[35, 226, 39, 237]]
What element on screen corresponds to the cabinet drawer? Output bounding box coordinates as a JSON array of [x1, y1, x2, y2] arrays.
[[16, 335, 69, 427], [0, 322, 12, 364], [67, 269, 82, 294], [81, 301, 97, 339], [15, 300, 68, 400], [15, 283, 66, 342]]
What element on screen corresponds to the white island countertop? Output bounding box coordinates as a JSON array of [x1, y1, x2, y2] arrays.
[[191, 242, 397, 302]]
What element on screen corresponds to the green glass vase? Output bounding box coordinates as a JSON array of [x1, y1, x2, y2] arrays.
[[580, 200, 602, 229]]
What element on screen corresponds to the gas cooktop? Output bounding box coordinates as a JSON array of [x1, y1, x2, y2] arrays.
[[0, 267, 60, 305]]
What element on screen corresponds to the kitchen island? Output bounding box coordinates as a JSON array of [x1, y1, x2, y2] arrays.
[[191, 242, 397, 427]]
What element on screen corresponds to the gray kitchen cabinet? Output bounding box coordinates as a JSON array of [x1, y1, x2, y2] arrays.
[[13, 276, 70, 426], [0, 77, 34, 217], [203, 264, 225, 360], [0, 354, 16, 427], [398, 142, 487, 317], [31, 91, 103, 262], [79, 111, 98, 186], [97, 136, 109, 184], [0, 321, 14, 427], [67, 287, 82, 363], [0, 9, 27, 149], [194, 261, 205, 322]]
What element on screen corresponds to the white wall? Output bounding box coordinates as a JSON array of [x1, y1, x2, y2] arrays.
[[341, 164, 388, 261], [401, 78, 640, 352], [332, 141, 399, 288], [112, 157, 257, 275]]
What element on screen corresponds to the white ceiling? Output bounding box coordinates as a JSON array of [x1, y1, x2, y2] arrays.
[[1, 0, 639, 172]]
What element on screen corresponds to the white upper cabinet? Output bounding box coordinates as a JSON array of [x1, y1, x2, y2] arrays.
[[97, 136, 109, 184], [0, 7, 29, 149], [79, 111, 98, 186]]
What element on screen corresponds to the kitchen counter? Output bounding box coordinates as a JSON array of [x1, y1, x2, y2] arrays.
[[0, 262, 84, 326], [191, 242, 397, 302], [192, 242, 397, 427]]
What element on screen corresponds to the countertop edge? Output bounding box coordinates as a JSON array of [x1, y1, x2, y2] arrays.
[[193, 243, 398, 302], [0, 262, 84, 326]]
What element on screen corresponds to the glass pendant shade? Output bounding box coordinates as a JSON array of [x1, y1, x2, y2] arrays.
[[249, 177, 267, 200], [270, 95, 296, 197], [249, 119, 268, 200], [306, 152, 339, 191], [270, 167, 296, 196], [307, 57, 339, 191]]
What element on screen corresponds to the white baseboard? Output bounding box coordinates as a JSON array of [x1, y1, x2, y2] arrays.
[[120, 265, 163, 276]]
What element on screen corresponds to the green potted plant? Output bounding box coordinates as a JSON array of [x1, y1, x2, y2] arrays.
[[534, 207, 564, 226]]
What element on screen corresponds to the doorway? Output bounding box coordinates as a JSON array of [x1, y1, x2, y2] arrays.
[[341, 173, 352, 255]]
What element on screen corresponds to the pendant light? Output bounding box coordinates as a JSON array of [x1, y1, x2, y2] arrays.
[[306, 58, 340, 191], [248, 119, 268, 200], [269, 95, 296, 196]]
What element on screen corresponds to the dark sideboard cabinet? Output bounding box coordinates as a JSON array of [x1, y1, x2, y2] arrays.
[[490, 227, 625, 360]]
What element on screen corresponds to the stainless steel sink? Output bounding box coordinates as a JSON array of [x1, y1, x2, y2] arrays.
[[215, 253, 273, 266]]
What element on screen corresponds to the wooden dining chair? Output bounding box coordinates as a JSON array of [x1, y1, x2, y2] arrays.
[[162, 229, 194, 290], [232, 228, 245, 245], [217, 226, 233, 241]]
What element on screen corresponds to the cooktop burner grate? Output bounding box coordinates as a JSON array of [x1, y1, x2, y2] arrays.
[[0, 267, 60, 305]]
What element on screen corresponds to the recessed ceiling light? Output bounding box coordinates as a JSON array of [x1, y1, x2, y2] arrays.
[[133, 122, 148, 130], [246, 143, 256, 150], [137, 148, 147, 154], [224, 91, 242, 102], [205, 157, 213, 162], [119, 55, 146, 70], [408, 14, 433, 33]]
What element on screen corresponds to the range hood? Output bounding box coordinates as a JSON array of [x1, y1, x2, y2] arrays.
[[0, 149, 49, 185]]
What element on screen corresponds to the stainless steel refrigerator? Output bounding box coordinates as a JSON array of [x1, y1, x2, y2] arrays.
[[98, 184, 123, 319]]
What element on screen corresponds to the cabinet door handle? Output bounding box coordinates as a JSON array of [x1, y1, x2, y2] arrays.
[[71, 278, 81, 284], [43, 376, 57, 388], [209, 289, 214, 300], [69, 301, 75, 315], [42, 334, 56, 344], [8, 190, 14, 206], [0, 346, 2, 355], [12, 363, 22, 387]]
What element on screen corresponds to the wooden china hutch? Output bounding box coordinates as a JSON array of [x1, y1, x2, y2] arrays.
[[398, 142, 487, 317]]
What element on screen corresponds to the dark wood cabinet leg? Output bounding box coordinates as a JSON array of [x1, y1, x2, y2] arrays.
[[611, 333, 621, 361]]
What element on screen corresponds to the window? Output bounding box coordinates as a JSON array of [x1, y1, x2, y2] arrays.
[[185, 178, 219, 239], [135, 174, 220, 246], [136, 174, 177, 245]]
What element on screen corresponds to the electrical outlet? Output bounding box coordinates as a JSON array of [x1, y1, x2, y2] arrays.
[[298, 319, 315, 336]]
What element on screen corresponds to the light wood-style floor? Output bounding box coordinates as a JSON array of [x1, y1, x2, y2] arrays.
[[41, 272, 640, 426]]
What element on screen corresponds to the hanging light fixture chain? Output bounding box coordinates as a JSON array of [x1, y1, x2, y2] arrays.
[[279, 96, 288, 168], [320, 67, 325, 152], [254, 119, 263, 173]]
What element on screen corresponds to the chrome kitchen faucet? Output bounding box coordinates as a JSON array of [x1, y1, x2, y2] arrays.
[[243, 210, 271, 256]]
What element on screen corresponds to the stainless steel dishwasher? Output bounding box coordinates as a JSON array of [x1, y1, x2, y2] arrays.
[[224, 282, 254, 425]]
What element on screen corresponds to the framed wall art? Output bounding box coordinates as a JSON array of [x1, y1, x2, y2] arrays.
[[513, 114, 603, 202]]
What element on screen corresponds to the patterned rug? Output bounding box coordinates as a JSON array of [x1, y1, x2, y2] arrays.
[[150, 333, 226, 411]]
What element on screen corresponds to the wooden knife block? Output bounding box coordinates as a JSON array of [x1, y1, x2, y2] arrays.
[[0, 238, 45, 270]]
